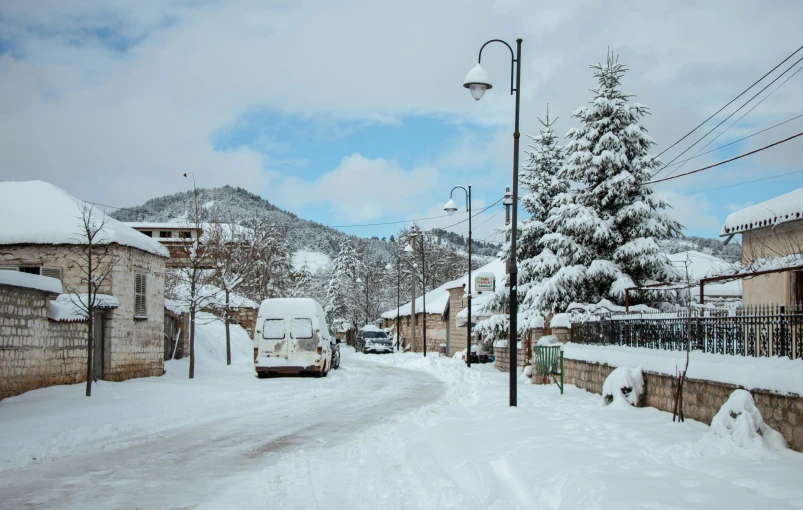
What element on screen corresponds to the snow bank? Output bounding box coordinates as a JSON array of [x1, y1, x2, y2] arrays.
[[563, 343, 803, 395], [602, 366, 644, 407], [550, 313, 571, 328], [0, 270, 62, 294], [708, 389, 787, 453]]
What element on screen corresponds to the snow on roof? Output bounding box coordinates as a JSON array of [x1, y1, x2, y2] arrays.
[[0, 181, 169, 258], [566, 298, 659, 315], [171, 281, 259, 310], [381, 279, 454, 319], [125, 221, 250, 241], [666, 251, 742, 297], [362, 324, 383, 332], [49, 294, 119, 322], [721, 187, 803, 236], [164, 299, 187, 315], [453, 259, 510, 324], [0, 270, 62, 294]]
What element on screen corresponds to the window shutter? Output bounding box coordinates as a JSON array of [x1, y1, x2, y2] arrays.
[[135, 273, 147, 318], [41, 267, 62, 283]]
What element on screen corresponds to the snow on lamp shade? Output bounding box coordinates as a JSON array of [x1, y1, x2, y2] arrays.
[[463, 63, 492, 101], [443, 198, 458, 216]]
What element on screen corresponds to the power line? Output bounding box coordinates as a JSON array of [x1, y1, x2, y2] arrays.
[[661, 112, 803, 168], [645, 131, 803, 185], [440, 197, 505, 230], [661, 62, 803, 179], [671, 168, 803, 197], [328, 211, 466, 228], [653, 44, 803, 161], [653, 52, 803, 180]]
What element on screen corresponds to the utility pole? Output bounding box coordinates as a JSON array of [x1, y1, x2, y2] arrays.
[[410, 260, 416, 352], [503, 185, 512, 243]]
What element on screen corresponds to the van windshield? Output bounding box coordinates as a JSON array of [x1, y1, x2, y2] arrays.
[[290, 318, 313, 339], [262, 319, 285, 339], [364, 331, 387, 339]]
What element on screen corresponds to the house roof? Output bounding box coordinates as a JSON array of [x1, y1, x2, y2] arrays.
[[665, 251, 742, 297], [0, 181, 169, 258], [380, 279, 454, 319], [720, 186, 803, 236]]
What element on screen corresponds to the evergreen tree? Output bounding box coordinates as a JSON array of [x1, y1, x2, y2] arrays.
[[325, 237, 362, 327], [526, 52, 683, 314]]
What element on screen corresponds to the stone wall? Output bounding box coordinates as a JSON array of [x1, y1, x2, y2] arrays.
[[493, 345, 528, 373], [562, 357, 803, 452], [0, 284, 87, 399], [384, 312, 446, 354]]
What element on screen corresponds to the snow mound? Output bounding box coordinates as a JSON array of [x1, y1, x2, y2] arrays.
[[165, 312, 254, 377], [602, 366, 643, 408], [536, 335, 559, 346], [709, 389, 787, 452], [550, 313, 571, 329]]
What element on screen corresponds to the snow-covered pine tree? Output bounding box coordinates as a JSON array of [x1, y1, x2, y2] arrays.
[[324, 237, 362, 327], [526, 52, 683, 314]]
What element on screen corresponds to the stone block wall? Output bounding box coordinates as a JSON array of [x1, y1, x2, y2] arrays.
[[563, 357, 803, 452], [0, 284, 87, 399], [384, 312, 446, 354], [493, 345, 528, 373]]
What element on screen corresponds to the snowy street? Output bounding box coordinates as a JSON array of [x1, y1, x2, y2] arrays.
[[3, 343, 803, 509]]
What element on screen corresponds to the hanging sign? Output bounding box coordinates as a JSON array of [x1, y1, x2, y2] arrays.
[[475, 272, 495, 292]]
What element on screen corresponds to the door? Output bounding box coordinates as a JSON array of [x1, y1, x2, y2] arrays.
[[93, 312, 105, 381]]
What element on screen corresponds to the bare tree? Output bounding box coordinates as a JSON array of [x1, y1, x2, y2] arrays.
[[66, 203, 119, 397], [239, 216, 293, 303], [673, 254, 693, 423], [205, 219, 255, 365]]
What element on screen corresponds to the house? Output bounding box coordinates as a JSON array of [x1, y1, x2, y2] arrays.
[[720, 187, 803, 308], [380, 280, 453, 354], [0, 181, 170, 397], [126, 222, 205, 268]]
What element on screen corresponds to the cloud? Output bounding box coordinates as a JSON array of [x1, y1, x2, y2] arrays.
[[276, 154, 438, 222]]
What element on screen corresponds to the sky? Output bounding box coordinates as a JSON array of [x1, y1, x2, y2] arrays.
[[1, 0, 802, 245]]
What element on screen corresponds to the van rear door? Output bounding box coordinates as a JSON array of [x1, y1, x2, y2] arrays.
[[260, 318, 288, 359], [289, 318, 316, 354]]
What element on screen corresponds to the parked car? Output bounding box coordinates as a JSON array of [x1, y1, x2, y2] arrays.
[[355, 325, 393, 354], [253, 298, 334, 378]]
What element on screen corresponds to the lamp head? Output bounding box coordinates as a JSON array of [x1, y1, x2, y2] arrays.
[[463, 63, 492, 101], [404, 243, 414, 253], [443, 198, 458, 216]]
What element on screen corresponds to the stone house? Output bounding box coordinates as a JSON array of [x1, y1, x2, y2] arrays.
[[0, 181, 170, 398], [381, 280, 452, 354], [720, 187, 803, 308]]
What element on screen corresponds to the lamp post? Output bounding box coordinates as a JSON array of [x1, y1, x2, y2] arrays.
[[405, 227, 427, 357], [444, 186, 472, 367], [385, 261, 402, 351], [463, 37, 522, 406]]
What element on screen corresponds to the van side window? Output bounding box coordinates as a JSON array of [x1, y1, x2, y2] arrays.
[[290, 318, 313, 339], [263, 319, 285, 339]]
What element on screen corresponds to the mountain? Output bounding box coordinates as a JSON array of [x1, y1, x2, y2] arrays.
[[658, 236, 741, 264], [109, 186, 494, 266]]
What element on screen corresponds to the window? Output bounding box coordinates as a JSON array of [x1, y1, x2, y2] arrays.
[[159, 231, 173, 238], [41, 267, 62, 283], [180, 231, 192, 238], [134, 273, 147, 318], [140, 230, 153, 237], [19, 266, 40, 275], [364, 331, 387, 339], [262, 319, 286, 339], [290, 318, 313, 339]]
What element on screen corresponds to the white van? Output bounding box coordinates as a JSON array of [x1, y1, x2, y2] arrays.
[[253, 298, 333, 378]]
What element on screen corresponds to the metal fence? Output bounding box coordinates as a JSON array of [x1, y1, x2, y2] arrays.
[[570, 304, 803, 359]]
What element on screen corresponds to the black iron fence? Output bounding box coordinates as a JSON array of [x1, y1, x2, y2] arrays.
[[570, 304, 803, 359]]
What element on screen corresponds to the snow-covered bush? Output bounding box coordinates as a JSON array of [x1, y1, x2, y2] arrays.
[[602, 366, 644, 407], [709, 390, 787, 451]]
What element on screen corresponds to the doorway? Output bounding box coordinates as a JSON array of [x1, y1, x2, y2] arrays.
[[93, 312, 105, 381]]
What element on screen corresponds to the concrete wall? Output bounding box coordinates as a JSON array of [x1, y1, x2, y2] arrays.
[[0, 284, 88, 399], [562, 357, 803, 452], [741, 220, 803, 308]]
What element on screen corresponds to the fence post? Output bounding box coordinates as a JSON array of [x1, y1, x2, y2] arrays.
[[780, 305, 787, 358]]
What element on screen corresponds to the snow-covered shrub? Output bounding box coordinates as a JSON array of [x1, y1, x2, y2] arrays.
[[602, 366, 644, 407], [709, 390, 787, 451]]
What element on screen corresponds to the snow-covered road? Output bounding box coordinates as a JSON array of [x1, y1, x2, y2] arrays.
[[0, 353, 444, 509]]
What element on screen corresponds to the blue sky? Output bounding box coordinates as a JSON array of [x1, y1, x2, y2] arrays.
[[1, 0, 802, 243]]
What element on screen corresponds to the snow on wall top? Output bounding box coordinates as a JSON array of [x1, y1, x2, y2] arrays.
[[49, 293, 119, 322], [721, 187, 803, 236], [0, 270, 62, 294], [0, 181, 169, 258]]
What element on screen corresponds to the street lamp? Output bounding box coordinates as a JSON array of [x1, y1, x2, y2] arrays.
[[405, 227, 428, 357], [444, 186, 472, 367], [385, 262, 401, 351], [464, 37, 522, 407]]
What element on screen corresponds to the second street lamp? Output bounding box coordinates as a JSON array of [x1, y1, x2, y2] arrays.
[[405, 227, 428, 357], [444, 186, 472, 367], [464, 37, 522, 406], [385, 261, 401, 352]]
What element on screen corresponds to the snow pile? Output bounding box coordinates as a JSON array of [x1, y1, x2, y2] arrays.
[[549, 313, 571, 329], [0, 270, 62, 294], [708, 389, 787, 453], [536, 335, 559, 346], [602, 366, 644, 407], [49, 294, 119, 322], [174, 312, 255, 376], [563, 343, 803, 396]]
